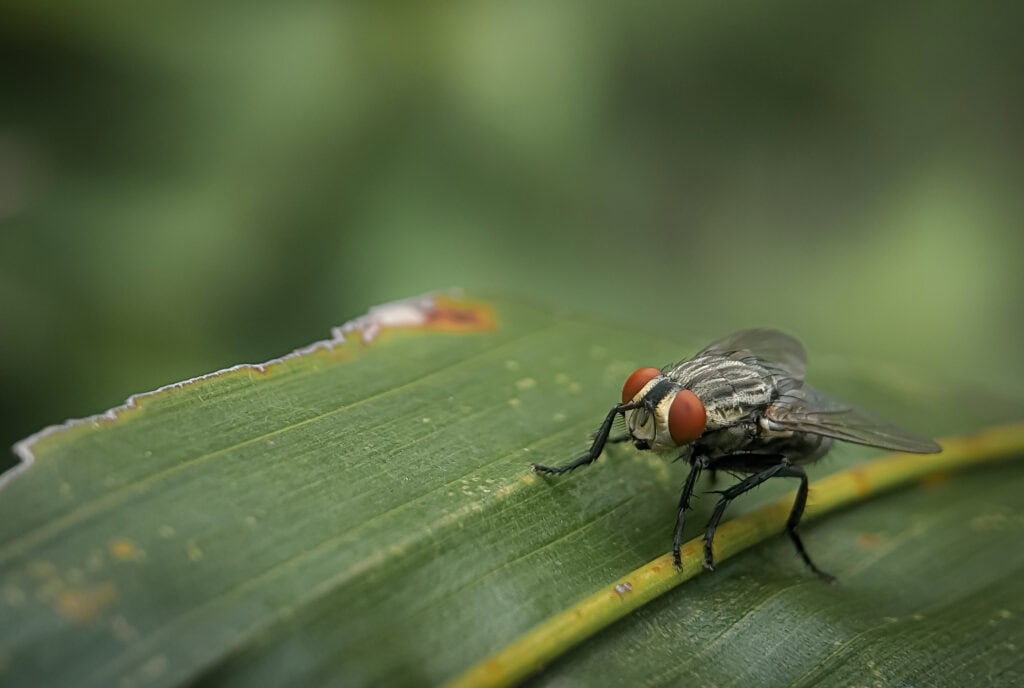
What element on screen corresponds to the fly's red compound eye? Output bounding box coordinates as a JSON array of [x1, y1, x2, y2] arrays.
[[668, 390, 707, 444], [622, 367, 661, 404]]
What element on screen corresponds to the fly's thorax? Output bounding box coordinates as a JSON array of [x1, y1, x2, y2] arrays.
[[668, 355, 776, 428]]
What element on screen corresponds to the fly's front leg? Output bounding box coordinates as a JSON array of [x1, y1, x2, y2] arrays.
[[673, 454, 709, 571], [601, 433, 634, 460], [532, 402, 638, 476]]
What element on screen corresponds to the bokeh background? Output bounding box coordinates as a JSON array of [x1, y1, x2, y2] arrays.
[[3, 2, 1023, 468]]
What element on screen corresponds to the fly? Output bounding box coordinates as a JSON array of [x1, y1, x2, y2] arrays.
[[531, 329, 941, 581]]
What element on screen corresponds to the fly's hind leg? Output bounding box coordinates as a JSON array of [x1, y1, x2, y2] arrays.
[[701, 455, 835, 581], [784, 464, 835, 582], [702, 457, 788, 571]]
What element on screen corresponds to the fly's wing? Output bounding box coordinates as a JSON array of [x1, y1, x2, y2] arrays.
[[765, 387, 942, 454], [695, 329, 807, 381]]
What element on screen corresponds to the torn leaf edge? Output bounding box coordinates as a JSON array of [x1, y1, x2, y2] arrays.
[[2, 289, 463, 491]]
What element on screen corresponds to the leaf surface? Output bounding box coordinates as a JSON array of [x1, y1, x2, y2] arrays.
[[1, 292, 1021, 687]]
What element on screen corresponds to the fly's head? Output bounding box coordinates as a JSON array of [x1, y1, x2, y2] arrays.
[[621, 367, 708, 453]]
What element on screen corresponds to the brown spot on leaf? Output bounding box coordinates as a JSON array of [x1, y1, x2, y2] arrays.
[[920, 471, 951, 489], [423, 298, 498, 334], [482, 658, 504, 681], [57, 583, 117, 623], [110, 539, 143, 561], [354, 297, 498, 346], [850, 468, 871, 497], [858, 533, 883, 549]]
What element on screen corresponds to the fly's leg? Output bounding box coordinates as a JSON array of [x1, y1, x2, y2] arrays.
[[702, 457, 789, 571], [532, 402, 638, 476], [672, 454, 709, 570], [784, 464, 835, 582], [602, 433, 634, 459], [701, 456, 834, 581]]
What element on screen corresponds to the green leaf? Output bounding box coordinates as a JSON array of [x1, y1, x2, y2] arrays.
[[455, 426, 1024, 688], [2, 292, 1022, 687]]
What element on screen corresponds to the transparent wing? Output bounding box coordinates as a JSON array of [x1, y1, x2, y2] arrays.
[[696, 329, 807, 381], [766, 387, 941, 454]]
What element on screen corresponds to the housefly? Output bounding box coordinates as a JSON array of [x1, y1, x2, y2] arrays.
[[532, 329, 941, 581]]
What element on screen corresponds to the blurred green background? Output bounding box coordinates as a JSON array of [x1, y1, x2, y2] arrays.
[[2, 2, 1023, 464]]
